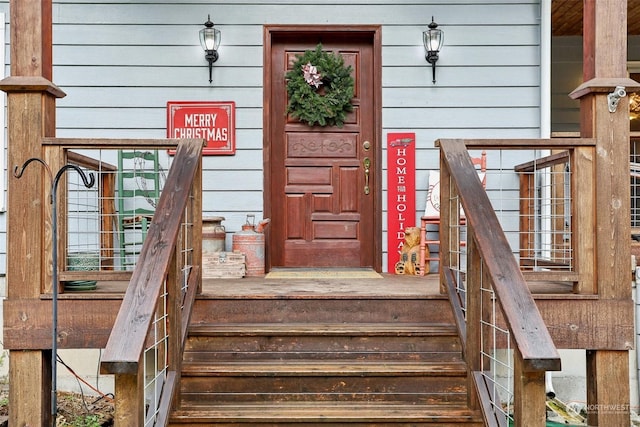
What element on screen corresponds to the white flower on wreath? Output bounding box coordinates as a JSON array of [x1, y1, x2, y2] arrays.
[[302, 62, 322, 88]]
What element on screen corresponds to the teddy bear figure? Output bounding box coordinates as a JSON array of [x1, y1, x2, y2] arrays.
[[394, 226, 426, 275]]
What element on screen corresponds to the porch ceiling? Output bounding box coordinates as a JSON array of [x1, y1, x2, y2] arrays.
[[552, 0, 640, 36]]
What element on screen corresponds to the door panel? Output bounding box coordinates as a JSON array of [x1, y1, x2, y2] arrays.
[[266, 29, 379, 269]]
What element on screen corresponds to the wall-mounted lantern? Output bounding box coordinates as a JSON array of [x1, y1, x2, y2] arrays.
[[200, 15, 221, 83], [423, 16, 444, 84]]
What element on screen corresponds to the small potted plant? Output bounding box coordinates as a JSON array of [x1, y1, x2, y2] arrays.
[[65, 251, 99, 291]]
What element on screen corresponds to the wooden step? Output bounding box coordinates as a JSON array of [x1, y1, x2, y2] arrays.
[[184, 323, 462, 362], [191, 296, 453, 324], [179, 360, 468, 405], [169, 403, 484, 426], [182, 360, 467, 375], [188, 323, 459, 337], [171, 282, 479, 425]]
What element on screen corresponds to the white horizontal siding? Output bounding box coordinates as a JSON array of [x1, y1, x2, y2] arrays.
[[384, 87, 540, 108], [56, 107, 263, 131], [54, 66, 264, 87], [59, 87, 263, 107], [0, 0, 544, 273], [51, 3, 539, 26], [53, 63, 540, 88], [384, 108, 541, 128]]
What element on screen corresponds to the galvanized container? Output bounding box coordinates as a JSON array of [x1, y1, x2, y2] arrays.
[[202, 216, 226, 253], [202, 216, 227, 278]]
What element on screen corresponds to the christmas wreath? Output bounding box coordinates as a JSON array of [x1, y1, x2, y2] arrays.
[[285, 44, 355, 127]]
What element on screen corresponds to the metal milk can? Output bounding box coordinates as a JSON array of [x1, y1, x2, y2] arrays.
[[232, 214, 270, 277], [202, 216, 226, 253], [202, 216, 226, 278]]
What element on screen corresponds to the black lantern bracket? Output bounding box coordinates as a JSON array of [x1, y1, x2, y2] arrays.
[[200, 14, 221, 83], [423, 16, 444, 84]]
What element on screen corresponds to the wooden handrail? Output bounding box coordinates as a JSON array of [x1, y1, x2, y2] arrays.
[[440, 137, 595, 149], [438, 139, 562, 426], [43, 137, 192, 149], [439, 139, 561, 371], [67, 150, 118, 172], [98, 138, 203, 426], [513, 150, 569, 173], [101, 138, 202, 373]]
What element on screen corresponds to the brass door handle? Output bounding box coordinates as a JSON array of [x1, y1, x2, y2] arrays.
[[363, 157, 371, 195]]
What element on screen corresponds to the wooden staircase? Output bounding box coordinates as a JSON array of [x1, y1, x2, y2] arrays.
[[168, 279, 483, 426]]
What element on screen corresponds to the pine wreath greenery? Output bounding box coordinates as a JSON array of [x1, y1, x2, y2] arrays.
[[285, 44, 355, 127]]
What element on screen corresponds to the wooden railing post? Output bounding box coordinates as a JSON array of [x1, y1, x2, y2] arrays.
[[1, 0, 63, 420], [571, 146, 596, 294], [572, 2, 634, 423], [438, 139, 465, 289], [99, 170, 116, 270], [439, 149, 452, 293], [513, 349, 546, 426], [517, 165, 534, 269], [43, 145, 66, 295], [113, 370, 144, 426], [192, 151, 203, 294]]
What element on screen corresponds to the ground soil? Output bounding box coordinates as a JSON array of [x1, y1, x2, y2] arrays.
[[0, 387, 114, 426]]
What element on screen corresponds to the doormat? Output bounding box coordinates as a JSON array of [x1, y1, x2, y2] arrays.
[[265, 268, 383, 279]]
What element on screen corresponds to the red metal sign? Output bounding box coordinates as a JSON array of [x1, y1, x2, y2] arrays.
[[387, 133, 416, 273], [167, 101, 236, 155]]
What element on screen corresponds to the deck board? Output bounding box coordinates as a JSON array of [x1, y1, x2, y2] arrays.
[[201, 274, 440, 298], [60, 272, 574, 298]]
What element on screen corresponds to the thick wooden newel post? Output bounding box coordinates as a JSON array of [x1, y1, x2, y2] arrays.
[[0, 0, 65, 425], [513, 349, 546, 426], [569, 1, 638, 425]]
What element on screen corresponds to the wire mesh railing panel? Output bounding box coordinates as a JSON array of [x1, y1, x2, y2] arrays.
[[143, 277, 169, 426], [479, 265, 513, 424], [513, 153, 573, 271], [445, 190, 468, 317], [65, 149, 172, 277], [443, 148, 575, 278], [67, 171, 102, 267], [180, 189, 195, 299]]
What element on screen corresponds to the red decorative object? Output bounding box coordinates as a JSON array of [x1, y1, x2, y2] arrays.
[[167, 101, 236, 155], [386, 133, 416, 273]]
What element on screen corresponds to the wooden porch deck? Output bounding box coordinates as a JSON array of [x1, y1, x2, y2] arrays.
[[59, 272, 574, 299]]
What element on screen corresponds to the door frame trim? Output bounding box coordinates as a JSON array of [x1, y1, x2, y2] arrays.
[[263, 25, 383, 272]]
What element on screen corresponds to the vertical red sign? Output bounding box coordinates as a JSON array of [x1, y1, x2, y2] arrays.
[[387, 133, 416, 273]]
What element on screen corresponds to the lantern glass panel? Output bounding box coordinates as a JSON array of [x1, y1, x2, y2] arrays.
[[200, 27, 221, 52], [423, 29, 443, 53]]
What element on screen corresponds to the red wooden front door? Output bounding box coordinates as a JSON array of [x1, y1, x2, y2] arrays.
[[265, 27, 381, 270]]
